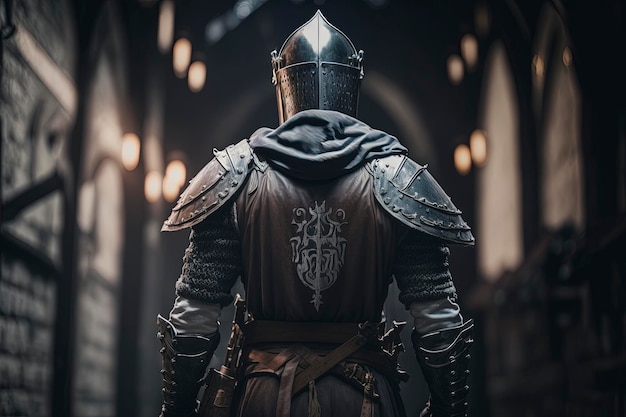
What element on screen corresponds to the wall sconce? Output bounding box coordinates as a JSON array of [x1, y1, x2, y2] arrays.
[[454, 144, 472, 175], [121, 133, 140, 171], [188, 60, 206, 92], [454, 130, 489, 175], [145, 171, 162, 203], [470, 129, 488, 167], [461, 34, 478, 70], [173, 37, 192, 78], [158, 0, 175, 53], [164, 159, 186, 187], [162, 159, 187, 202], [447, 54, 464, 85]]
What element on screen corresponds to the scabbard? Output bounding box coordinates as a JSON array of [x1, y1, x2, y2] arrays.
[[197, 366, 236, 417]]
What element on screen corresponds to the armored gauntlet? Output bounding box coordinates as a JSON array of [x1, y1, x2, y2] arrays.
[[412, 319, 474, 417], [157, 315, 220, 417]]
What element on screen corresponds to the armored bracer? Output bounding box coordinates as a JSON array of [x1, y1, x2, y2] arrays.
[[157, 315, 220, 417], [413, 320, 474, 417], [162, 139, 255, 232], [368, 154, 474, 246]]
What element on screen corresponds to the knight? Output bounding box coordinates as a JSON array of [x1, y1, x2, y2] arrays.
[[157, 10, 475, 417]]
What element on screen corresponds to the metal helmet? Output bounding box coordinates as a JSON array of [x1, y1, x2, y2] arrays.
[[271, 10, 364, 124]]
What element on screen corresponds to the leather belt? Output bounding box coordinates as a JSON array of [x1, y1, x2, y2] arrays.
[[242, 321, 382, 417], [247, 344, 377, 417], [243, 320, 363, 345]]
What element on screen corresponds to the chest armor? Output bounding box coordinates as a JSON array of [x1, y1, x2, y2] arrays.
[[236, 166, 397, 323]]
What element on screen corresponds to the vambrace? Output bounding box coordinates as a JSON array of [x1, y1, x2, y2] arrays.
[[157, 315, 220, 417], [412, 319, 474, 417]]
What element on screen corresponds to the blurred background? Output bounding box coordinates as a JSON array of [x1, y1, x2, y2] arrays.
[[1, 0, 625, 416]]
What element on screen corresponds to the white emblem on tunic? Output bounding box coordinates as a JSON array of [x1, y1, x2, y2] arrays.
[[290, 201, 347, 311]]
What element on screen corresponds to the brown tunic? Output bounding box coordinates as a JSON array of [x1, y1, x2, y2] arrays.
[[236, 164, 398, 323]]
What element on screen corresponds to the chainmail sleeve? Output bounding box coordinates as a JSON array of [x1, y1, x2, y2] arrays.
[[174, 204, 242, 307], [393, 230, 457, 308]]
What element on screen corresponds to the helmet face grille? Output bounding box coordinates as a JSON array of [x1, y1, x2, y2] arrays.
[[276, 63, 361, 123], [320, 63, 360, 117], [276, 63, 319, 123], [272, 11, 363, 123]]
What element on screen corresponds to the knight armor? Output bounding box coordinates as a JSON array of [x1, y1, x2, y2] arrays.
[[159, 11, 475, 417], [271, 10, 364, 124]]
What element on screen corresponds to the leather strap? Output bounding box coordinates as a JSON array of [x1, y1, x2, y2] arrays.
[[276, 357, 301, 417], [360, 371, 375, 417], [291, 334, 367, 394]]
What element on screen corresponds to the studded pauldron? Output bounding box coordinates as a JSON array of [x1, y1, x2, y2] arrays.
[[368, 155, 475, 246], [162, 139, 254, 232]]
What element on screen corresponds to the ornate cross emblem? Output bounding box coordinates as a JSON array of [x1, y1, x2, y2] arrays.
[[290, 201, 348, 311]]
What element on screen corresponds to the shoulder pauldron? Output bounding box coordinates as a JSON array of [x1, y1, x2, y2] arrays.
[[161, 139, 254, 232], [368, 154, 475, 245]]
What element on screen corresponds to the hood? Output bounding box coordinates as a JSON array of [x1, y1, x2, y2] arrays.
[[248, 109, 407, 180]]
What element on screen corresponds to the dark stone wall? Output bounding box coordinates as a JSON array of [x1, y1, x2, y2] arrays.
[[1, 1, 76, 416], [0, 255, 56, 416], [2, 1, 130, 416]]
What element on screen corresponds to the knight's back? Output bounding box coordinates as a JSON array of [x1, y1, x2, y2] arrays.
[[236, 163, 398, 323]]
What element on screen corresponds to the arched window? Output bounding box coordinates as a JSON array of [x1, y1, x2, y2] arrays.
[[533, 4, 585, 230], [477, 41, 524, 282]]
